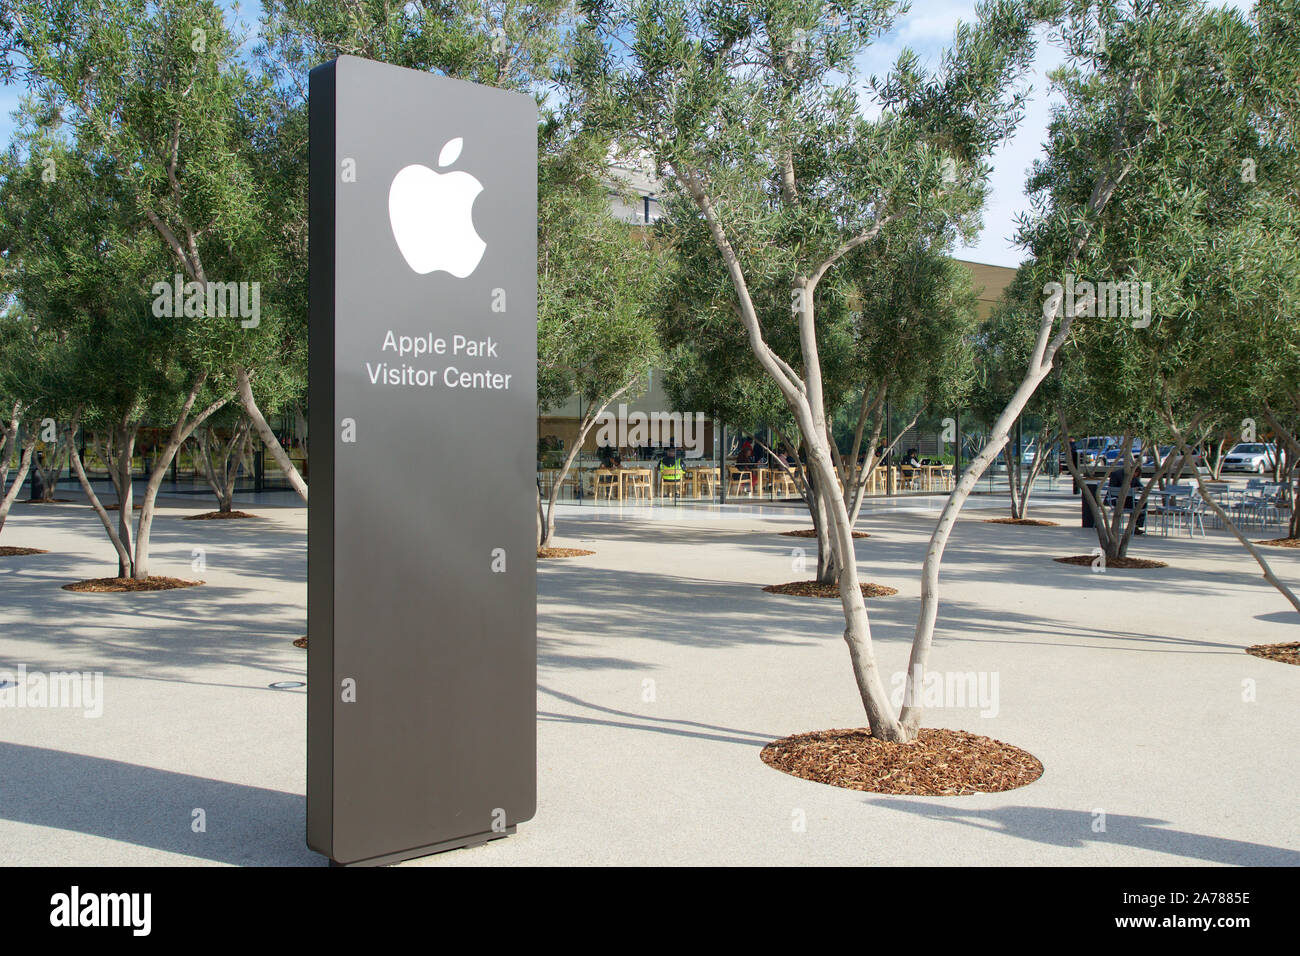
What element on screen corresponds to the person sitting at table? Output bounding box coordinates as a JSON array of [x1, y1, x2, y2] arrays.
[[597, 443, 622, 469], [1108, 460, 1146, 534], [737, 436, 755, 464], [902, 448, 921, 468]]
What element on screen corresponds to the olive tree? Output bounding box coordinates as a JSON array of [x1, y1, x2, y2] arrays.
[[968, 267, 1065, 520], [2, 0, 310, 500], [536, 129, 665, 547], [0, 308, 49, 533], [896, 0, 1297, 738], [577, 0, 1037, 739], [1, 132, 236, 580]]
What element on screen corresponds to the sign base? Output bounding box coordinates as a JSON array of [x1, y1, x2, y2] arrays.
[[327, 826, 517, 867]]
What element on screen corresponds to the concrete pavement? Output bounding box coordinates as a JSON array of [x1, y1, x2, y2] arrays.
[[0, 490, 1296, 865]]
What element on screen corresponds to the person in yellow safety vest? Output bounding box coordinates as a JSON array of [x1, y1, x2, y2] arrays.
[[659, 448, 684, 494]]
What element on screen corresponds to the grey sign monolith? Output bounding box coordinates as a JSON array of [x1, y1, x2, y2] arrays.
[[307, 56, 537, 866]]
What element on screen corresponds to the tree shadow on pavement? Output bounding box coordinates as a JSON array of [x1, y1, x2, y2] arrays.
[[868, 797, 1300, 866]]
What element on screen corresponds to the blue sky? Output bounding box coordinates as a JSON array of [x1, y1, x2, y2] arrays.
[[0, 0, 1256, 269]]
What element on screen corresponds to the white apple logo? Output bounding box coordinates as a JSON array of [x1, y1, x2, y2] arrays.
[[388, 137, 487, 278]]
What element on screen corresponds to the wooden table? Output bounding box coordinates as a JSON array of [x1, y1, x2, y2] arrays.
[[684, 466, 719, 498], [898, 464, 953, 492], [593, 467, 654, 502]]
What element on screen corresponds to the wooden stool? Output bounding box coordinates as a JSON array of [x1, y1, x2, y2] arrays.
[[690, 467, 718, 498], [596, 471, 619, 500], [728, 466, 754, 497], [627, 471, 652, 502]]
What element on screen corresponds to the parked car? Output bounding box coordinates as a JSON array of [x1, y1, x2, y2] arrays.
[[1147, 445, 1204, 476], [1075, 436, 1120, 468], [1020, 441, 1058, 467], [1221, 442, 1279, 474], [1102, 440, 1154, 468]]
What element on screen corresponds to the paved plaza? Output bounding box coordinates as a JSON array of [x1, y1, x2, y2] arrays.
[[0, 488, 1296, 865]]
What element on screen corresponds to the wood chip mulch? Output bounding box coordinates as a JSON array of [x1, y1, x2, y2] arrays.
[[1246, 642, 1300, 666], [293, 636, 308, 649], [20, 498, 74, 504], [537, 547, 596, 558], [103, 503, 143, 511], [984, 517, 1060, 526], [0, 546, 49, 556], [183, 511, 259, 520], [1256, 538, 1300, 548], [780, 529, 870, 538], [762, 580, 898, 599], [61, 576, 204, 593], [760, 727, 1044, 795], [1054, 554, 1168, 569]]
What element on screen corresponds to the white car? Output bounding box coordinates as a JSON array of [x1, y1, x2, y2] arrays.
[[1221, 442, 1278, 474], [1020, 442, 1057, 466]]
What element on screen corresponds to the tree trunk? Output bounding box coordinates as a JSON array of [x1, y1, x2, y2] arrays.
[[114, 423, 137, 578], [0, 414, 11, 476], [811, 473, 835, 584], [899, 292, 1089, 738], [681, 169, 908, 741], [195, 418, 252, 513], [1209, 436, 1227, 480], [132, 383, 231, 580], [1291, 481, 1299, 540], [1166, 420, 1300, 616], [536, 483, 544, 549], [31, 434, 68, 501], [900, 401, 1030, 736], [1261, 407, 1300, 540], [539, 381, 633, 549], [1057, 416, 1146, 560], [66, 418, 135, 575], [0, 433, 37, 537], [1004, 444, 1023, 518], [1014, 427, 1055, 519], [810, 442, 903, 740], [235, 365, 308, 502], [293, 402, 309, 464], [847, 409, 889, 526], [758, 431, 835, 582]]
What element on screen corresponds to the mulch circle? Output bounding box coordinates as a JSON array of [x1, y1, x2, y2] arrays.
[[984, 517, 1059, 526], [62, 576, 203, 593], [20, 498, 74, 504], [183, 511, 259, 520], [1054, 554, 1168, 569], [761, 727, 1044, 796], [103, 503, 143, 511], [763, 580, 898, 599], [780, 529, 870, 539], [293, 636, 308, 649], [1246, 642, 1300, 666], [1256, 538, 1300, 548], [537, 547, 595, 558], [0, 546, 49, 556]]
